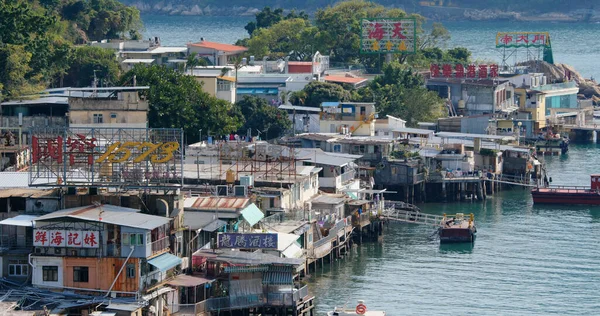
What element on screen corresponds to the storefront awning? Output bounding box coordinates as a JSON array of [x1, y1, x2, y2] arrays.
[[0, 215, 38, 227], [147, 253, 182, 271], [241, 203, 264, 226]]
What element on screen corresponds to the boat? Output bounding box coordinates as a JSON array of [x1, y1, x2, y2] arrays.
[[534, 131, 569, 155], [531, 174, 600, 205], [439, 213, 476, 243], [327, 300, 385, 316]]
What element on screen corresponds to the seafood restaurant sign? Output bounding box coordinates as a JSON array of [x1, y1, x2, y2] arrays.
[[34, 229, 99, 248], [29, 127, 183, 188], [360, 18, 417, 54]]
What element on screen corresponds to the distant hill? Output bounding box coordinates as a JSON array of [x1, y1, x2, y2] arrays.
[[121, 0, 599, 21]]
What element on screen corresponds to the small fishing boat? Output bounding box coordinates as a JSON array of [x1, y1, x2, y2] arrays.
[[439, 213, 476, 243], [327, 300, 385, 316]]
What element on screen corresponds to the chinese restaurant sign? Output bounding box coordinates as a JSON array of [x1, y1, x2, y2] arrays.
[[496, 32, 550, 48], [29, 127, 183, 188], [217, 233, 278, 249], [360, 18, 416, 54], [33, 229, 99, 248], [429, 64, 500, 79]]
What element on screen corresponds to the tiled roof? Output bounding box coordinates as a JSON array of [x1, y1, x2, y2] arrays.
[[188, 41, 248, 53], [324, 75, 368, 85]]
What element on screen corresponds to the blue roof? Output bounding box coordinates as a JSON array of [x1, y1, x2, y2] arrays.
[[147, 253, 182, 271], [321, 102, 340, 107]]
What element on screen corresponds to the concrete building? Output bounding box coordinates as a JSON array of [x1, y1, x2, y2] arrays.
[[90, 37, 188, 70], [188, 67, 237, 103], [296, 148, 361, 194], [319, 102, 377, 136], [68, 87, 149, 128], [426, 78, 515, 116]]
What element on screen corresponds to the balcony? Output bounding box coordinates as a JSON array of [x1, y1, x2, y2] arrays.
[[319, 170, 356, 189], [150, 236, 169, 256]]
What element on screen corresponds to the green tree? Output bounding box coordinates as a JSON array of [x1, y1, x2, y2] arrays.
[[0, 45, 45, 99], [446, 47, 471, 63], [297, 81, 350, 107], [234, 96, 291, 140], [246, 18, 319, 60], [353, 62, 445, 126], [119, 65, 242, 140], [63, 46, 120, 87], [186, 52, 208, 74], [244, 6, 308, 36]]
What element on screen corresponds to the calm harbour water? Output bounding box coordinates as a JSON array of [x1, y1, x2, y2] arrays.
[[141, 15, 600, 315]]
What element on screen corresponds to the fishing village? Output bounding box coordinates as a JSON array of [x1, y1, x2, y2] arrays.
[[2, 0, 600, 315]]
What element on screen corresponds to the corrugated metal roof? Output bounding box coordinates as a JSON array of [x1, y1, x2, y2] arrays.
[[35, 204, 169, 230], [296, 148, 357, 167], [185, 196, 251, 211], [184, 211, 219, 230], [122, 59, 155, 64], [241, 203, 264, 226], [203, 219, 227, 232], [147, 253, 182, 271], [0, 188, 58, 198], [0, 215, 38, 227], [310, 194, 348, 205], [194, 249, 303, 266], [281, 242, 303, 259], [263, 271, 293, 285], [224, 266, 268, 273]]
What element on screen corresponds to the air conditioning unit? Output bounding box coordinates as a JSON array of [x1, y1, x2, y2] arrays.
[[240, 175, 254, 187], [216, 185, 228, 196], [233, 185, 247, 197]]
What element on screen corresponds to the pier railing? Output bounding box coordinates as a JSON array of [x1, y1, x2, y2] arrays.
[[193, 286, 310, 312], [381, 208, 444, 227]]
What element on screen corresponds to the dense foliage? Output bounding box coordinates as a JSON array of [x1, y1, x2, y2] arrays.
[[119, 65, 242, 139], [233, 96, 292, 140], [0, 0, 142, 99]]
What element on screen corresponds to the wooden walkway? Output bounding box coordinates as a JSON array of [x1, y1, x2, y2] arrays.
[[381, 207, 444, 227]]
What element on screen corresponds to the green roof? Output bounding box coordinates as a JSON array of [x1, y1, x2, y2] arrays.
[[241, 203, 264, 226]]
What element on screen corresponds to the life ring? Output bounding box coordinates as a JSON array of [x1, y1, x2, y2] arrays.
[[356, 304, 367, 315]]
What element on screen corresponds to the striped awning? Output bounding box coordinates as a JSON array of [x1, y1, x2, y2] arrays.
[[262, 271, 293, 285], [224, 265, 269, 273]]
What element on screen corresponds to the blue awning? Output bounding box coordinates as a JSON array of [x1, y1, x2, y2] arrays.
[[237, 88, 255, 94], [321, 102, 340, 107], [147, 253, 182, 271], [241, 203, 264, 226]]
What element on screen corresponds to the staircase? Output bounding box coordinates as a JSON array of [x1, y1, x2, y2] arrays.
[[381, 207, 444, 227]]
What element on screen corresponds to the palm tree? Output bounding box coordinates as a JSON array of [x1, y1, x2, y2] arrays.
[[220, 55, 245, 92], [186, 52, 207, 75]]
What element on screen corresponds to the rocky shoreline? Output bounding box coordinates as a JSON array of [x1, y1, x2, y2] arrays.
[[124, 1, 600, 22]]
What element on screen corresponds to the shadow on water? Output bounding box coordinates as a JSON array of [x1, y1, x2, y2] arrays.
[[438, 242, 474, 254]]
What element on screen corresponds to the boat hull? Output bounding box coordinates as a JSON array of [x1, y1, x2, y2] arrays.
[[439, 227, 476, 243], [532, 189, 600, 205]]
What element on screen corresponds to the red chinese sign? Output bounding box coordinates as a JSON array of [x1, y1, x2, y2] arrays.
[[29, 128, 183, 188], [361, 18, 416, 54], [430, 64, 500, 79], [496, 32, 550, 48], [34, 229, 99, 248]]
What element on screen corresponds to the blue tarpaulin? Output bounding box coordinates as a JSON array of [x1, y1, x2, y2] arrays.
[[147, 253, 182, 271]]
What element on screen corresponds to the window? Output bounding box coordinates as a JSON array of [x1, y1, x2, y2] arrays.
[[73, 266, 89, 282], [126, 264, 135, 279], [8, 260, 29, 277], [333, 144, 341, 153], [127, 233, 144, 246], [93, 114, 103, 124], [110, 113, 117, 119], [42, 266, 58, 282]]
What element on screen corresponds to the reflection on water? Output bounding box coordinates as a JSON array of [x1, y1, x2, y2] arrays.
[[439, 242, 474, 254]]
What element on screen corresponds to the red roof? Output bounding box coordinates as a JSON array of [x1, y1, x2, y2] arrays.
[[188, 41, 248, 53], [324, 75, 368, 85]]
